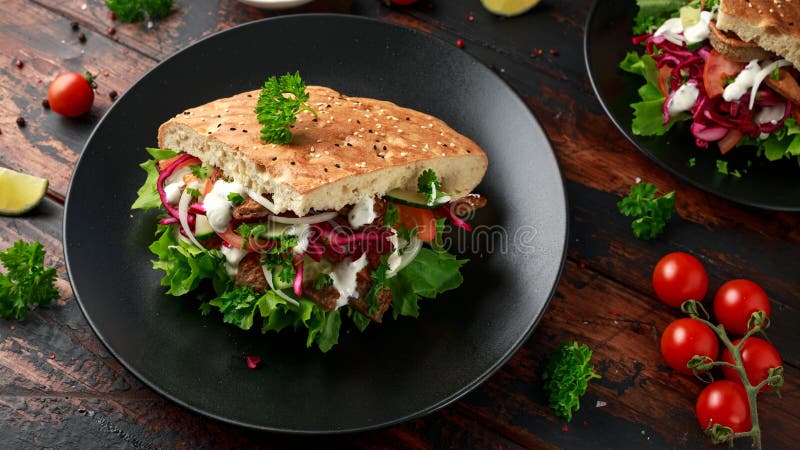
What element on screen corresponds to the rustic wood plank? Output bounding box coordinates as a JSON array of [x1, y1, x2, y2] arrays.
[[34, 0, 354, 62], [461, 258, 798, 449], [0, 0, 159, 197]]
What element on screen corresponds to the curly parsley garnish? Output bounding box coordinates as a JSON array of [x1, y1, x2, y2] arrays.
[[104, 0, 173, 23], [617, 182, 675, 240], [542, 342, 601, 422], [417, 169, 448, 206], [0, 241, 59, 320], [255, 71, 315, 145]]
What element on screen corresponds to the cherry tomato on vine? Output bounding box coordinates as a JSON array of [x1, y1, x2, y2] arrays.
[[660, 318, 719, 375], [47, 72, 95, 117], [721, 337, 782, 392], [696, 380, 751, 433], [713, 279, 770, 336], [653, 252, 709, 308]]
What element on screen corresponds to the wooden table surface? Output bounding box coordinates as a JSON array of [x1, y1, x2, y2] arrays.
[[1, 0, 798, 448]]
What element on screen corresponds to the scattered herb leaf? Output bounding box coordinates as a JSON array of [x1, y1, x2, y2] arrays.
[[542, 341, 602, 422], [617, 182, 676, 240], [0, 241, 59, 320]]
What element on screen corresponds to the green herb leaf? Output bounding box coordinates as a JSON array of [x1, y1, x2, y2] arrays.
[[384, 203, 399, 228], [0, 241, 59, 320], [105, 0, 173, 23], [314, 273, 333, 290], [542, 341, 601, 422], [191, 165, 209, 179], [185, 187, 201, 198], [617, 182, 676, 240], [145, 147, 177, 161], [417, 169, 447, 205], [227, 192, 245, 206], [688, 157, 696, 167], [255, 71, 315, 144]]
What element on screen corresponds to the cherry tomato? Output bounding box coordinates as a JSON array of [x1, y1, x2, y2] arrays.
[[392, 203, 437, 242], [696, 380, 751, 433], [47, 72, 95, 117], [713, 279, 770, 336], [721, 337, 782, 392], [660, 318, 719, 375], [653, 252, 709, 308], [702, 50, 746, 98]]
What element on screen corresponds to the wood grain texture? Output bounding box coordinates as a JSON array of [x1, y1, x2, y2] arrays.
[[0, 0, 798, 448]]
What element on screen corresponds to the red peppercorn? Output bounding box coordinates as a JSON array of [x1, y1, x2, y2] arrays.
[[549, 48, 559, 56], [15, 59, 23, 69], [456, 38, 464, 49], [107, 26, 116, 36], [110, 11, 116, 21], [466, 13, 475, 22]]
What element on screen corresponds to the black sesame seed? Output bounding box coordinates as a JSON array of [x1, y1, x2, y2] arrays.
[[217, 114, 221, 118], [242, 129, 247, 133], [356, 120, 360, 124], [183, 111, 191, 115], [290, 161, 296, 165], [346, 143, 352, 147], [289, 125, 294, 129], [383, 145, 387, 151], [368, 129, 373, 133], [312, 118, 318, 122], [442, 143, 448, 147], [335, 163, 341, 168], [324, 168, 328, 172], [466, 149, 471, 153], [42, 99, 50, 109], [207, 131, 212, 134], [334, 143, 340, 147], [272, 157, 278, 161], [217, 123, 222, 128], [16, 117, 26, 127], [247, 94, 252, 97], [230, 127, 237, 131], [405, 117, 410, 121], [373, 144, 377, 150]]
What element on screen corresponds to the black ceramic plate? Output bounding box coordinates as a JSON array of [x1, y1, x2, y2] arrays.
[[585, 0, 800, 211], [64, 15, 567, 433]]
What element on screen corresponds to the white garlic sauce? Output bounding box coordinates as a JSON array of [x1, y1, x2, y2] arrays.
[[220, 245, 248, 277], [348, 197, 376, 229], [330, 253, 369, 309], [204, 179, 245, 232]]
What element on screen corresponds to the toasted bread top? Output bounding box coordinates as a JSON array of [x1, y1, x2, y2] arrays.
[[158, 86, 488, 215]]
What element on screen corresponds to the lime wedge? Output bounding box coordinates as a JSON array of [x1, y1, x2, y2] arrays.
[[0, 167, 49, 216], [481, 0, 541, 17]]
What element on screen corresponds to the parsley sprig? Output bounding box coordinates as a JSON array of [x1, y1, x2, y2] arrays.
[[542, 341, 601, 422], [104, 0, 173, 23], [417, 169, 448, 206], [0, 241, 59, 320], [617, 182, 676, 240], [255, 71, 315, 144]]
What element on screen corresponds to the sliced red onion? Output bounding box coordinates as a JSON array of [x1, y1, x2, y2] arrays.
[[247, 191, 277, 213], [189, 203, 206, 215], [439, 205, 473, 232], [261, 266, 299, 306], [270, 211, 338, 225], [292, 255, 304, 298], [178, 186, 205, 250], [157, 154, 198, 219], [691, 122, 729, 142], [158, 217, 178, 225]]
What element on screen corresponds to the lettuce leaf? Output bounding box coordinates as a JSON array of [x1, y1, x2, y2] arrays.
[[632, 0, 684, 35], [388, 248, 468, 319], [149, 225, 229, 296], [131, 149, 177, 211], [620, 53, 684, 136]]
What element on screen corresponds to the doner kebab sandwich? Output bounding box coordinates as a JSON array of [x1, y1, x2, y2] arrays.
[[132, 73, 488, 352]]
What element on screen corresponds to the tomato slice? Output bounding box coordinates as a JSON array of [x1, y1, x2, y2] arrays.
[[658, 65, 673, 97], [703, 50, 746, 98], [393, 203, 437, 242], [718, 129, 743, 154]]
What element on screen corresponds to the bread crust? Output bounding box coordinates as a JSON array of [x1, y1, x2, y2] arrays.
[[717, 0, 800, 69], [158, 86, 488, 215]]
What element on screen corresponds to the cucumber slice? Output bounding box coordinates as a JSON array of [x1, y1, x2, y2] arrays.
[[383, 189, 439, 209], [195, 215, 216, 239]]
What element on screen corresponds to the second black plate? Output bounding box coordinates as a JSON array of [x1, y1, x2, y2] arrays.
[[585, 0, 800, 211]]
